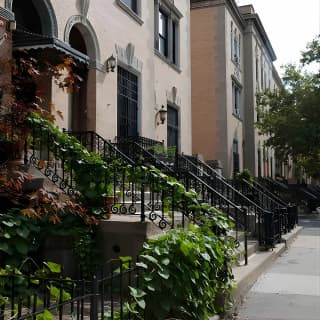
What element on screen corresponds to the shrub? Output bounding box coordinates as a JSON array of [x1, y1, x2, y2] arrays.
[[129, 220, 236, 320]]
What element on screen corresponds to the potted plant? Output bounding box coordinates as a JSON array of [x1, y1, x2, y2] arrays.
[[236, 168, 254, 184]]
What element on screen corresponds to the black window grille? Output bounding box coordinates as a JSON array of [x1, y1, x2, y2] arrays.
[[117, 66, 138, 137], [167, 106, 179, 150], [233, 139, 240, 176]]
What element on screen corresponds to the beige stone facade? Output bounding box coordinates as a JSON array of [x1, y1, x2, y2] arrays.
[[0, 0, 192, 154], [191, 0, 281, 178], [240, 4, 280, 178]]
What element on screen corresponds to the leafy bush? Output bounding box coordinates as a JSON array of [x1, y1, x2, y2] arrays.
[[0, 209, 40, 267], [129, 220, 236, 320], [236, 169, 254, 184]]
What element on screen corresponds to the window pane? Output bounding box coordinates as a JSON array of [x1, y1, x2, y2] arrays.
[[172, 21, 176, 64], [159, 37, 167, 56], [121, 0, 137, 13], [167, 106, 179, 149], [159, 11, 167, 37]]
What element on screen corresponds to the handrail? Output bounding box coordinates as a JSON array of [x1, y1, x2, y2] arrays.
[[64, 130, 135, 166], [178, 154, 266, 212], [183, 154, 225, 179], [253, 179, 287, 207], [239, 178, 284, 210], [132, 142, 175, 173]]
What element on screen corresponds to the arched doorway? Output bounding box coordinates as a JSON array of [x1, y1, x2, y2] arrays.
[[12, 0, 57, 37], [64, 18, 101, 133], [68, 25, 88, 131]]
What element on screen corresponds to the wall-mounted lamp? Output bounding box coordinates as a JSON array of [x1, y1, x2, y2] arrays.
[[6, 20, 16, 31], [106, 54, 116, 73], [156, 105, 167, 125]]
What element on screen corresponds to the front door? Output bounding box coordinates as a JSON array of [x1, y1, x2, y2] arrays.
[[117, 66, 138, 137]]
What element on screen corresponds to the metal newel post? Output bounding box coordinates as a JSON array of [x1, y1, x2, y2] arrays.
[[90, 276, 99, 320], [244, 208, 248, 265], [141, 183, 145, 222]]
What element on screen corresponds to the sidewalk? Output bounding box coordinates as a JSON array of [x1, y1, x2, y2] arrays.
[[234, 214, 320, 320]]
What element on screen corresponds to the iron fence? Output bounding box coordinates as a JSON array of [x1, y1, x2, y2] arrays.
[[0, 260, 139, 320]]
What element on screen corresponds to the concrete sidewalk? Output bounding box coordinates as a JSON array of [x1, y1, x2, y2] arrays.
[[234, 215, 320, 320]]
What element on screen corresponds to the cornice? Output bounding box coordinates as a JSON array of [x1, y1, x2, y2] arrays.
[[191, 0, 245, 29], [242, 12, 277, 61]]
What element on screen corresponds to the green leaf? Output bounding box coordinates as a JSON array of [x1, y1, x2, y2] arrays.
[[129, 287, 146, 299], [119, 256, 132, 263], [45, 261, 62, 273], [3, 232, 11, 239], [136, 262, 148, 269], [36, 309, 54, 320], [147, 284, 156, 292], [201, 253, 211, 262], [1, 221, 14, 227], [180, 241, 192, 256], [16, 227, 30, 239], [136, 298, 146, 310], [161, 258, 170, 266], [157, 270, 170, 280], [140, 254, 158, 265], [0, 242, 12, 254], [14, 239, 28, 254]]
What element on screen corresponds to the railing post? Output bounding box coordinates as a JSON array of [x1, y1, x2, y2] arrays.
[[90, 276, 99, 320], [24, 138, 28, 165], [244, 208, 248, 265], [141, 183, 145, 222]]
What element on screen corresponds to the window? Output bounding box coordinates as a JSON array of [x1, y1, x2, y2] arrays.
[[167, 106, 179, 151], [258, 148, 262, 177], [154, 0, 182, 66], [159, 10, 168, 57], [231, 24, 240, 64], [121, 0, 137, 12], [232, 81, 241, 117], [233, 139, 240, 177], [116, 0, 142, 24], [255, 57, 259, 88], [117, 66, 139, 137]]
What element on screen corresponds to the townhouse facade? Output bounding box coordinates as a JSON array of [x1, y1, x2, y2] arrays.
[[191, 0, 281, 178], [240, 4, 281, 178], [0, 0, 192, 154]]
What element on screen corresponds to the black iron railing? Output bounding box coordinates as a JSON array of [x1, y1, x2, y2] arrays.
[[115, 136, 163, 152], [254, 178, 288, 207], [176, 154, 281, 248], [27, 125, 200, 230], [0, 260, 138, 320], [180, 155, 293, 245], [65, 130, 135, 165]]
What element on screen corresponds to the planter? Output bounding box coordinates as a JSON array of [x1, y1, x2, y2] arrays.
[[103, 195, 117, 219]]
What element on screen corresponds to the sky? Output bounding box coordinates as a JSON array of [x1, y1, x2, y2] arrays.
[[237, 0, 320, 76]]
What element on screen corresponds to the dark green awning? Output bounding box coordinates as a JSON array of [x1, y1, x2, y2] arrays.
[[13, 29, 89, 65]]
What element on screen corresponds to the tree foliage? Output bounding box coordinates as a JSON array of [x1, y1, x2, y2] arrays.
[[256, 35, 320, 178]]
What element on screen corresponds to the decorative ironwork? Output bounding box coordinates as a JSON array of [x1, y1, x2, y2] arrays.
[[1, 260, 139, 320]]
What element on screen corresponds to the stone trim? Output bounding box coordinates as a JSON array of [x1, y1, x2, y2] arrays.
[[115, 43, 143, 73], [116, 0, 144, 25], [64, 15, 102, 71]]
